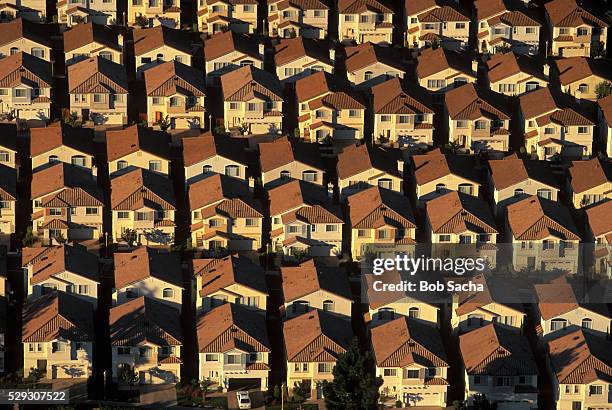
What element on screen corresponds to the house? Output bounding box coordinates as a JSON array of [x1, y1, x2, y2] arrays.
[[371, 77, 434, 147], [281, 259, 352, 318], [554, 57, 611, 101], [295, 71, 365, 142], [30, 122, 96, 175], [0, 18, 52, 61], [22, 291, 94, 378], [283, 309, 353, 398], [144, 60, 206, 130], [57, 0, 116, 26], [459, 323, 538, 408], [415, 47, 477, 101], [450, 274, 525, 333], [345, 42, 405, 89], [267, 0, 330, 39], [110, 168, 176, 246], [193, 255, 268, 312], [506, 195, 580, 272], [337, 143, 404, 198], [484, 51, 548, 96], [474, 0, 541, 55], [106, 125, 171, 177], [347, 186, 416, 260], [597, 94, 612, 157], [338, 0, 393, 45], [411, 148, 481, 205], [372, 316, 449, 407], [404, 0, 470, 51], [534, 278, 611, 338], [67, 56, 128, 126], [585, 201, 612, 276], [547, 329, 612, 410], [269, 180, 343, 258], [128, 0, 181, 28], [0, 52, 51, 121], [112, 247, 183, 311], [425, 191, 498, 265], [133, 26, 193, 76], [63, 22, 123, 66], [0, 3, 43, 22], [273, 37, 334, 83], [23, 244, 100, 307], [444, 83, 511, 153], [0, 165, 16, 247], [203, 31, 264, 85], [221, 65, 283, 136], [544, 0, 608, 58], [197, 0, 258, 35], [197, 302, 270, 391], [519, 87, 596, 159], [258, 137, 327, 188], [183, 133, 249, 185], [188, 173, 263, 252], [0, 124, 17, 169], [567, 158, 611, 209], [31, 163, 103, 243], [110, 296, 182, 384], [487, 154, 561, 216]]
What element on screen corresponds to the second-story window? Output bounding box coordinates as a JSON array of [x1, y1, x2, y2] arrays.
[[71, 155, 86, 167], [0, 151, 9, 162]]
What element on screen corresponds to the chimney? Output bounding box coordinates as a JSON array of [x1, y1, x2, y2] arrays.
[[543, 63, 549, 77], [117, 33, 124, 47], [258, 43, 265, 59], [397, 159, 404, 175], [329, 48, 335, 62], [471, 59, 478, 73], [248, 176, 255, 192]]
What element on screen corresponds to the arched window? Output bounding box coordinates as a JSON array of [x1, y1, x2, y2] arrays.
[[211, 295, 227, 307], [467, 314, 484, 327], [378, 308, 394, 320], [458, 183, 473, 195], [292, 300, 309, 313], [225, 165, 239, 177], [202, 165, 212, 174], [408, 307, 420, 318], [322, 300, 334, 312], [525, 81, 539, 92], [513, 188, 524, 197], [240, 60, 253, 66], [435, 183, 446, 193], [551, 318, 568, 331], [581, 318, 592, 329], [156, 53, 164, 62], [9, 47, 18, 55], [162, 288, 174, 298], [364, 71, 374, 81], [71, 155, 86, 167], [280, 170, 290, 179], [48, 155, 59, 164], [302, 171, 317, 183], [117, 160, 128, 170], [311, 65, 323, 72], [578, 84, 588, 94]]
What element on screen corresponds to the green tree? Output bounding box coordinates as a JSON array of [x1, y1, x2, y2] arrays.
[[321, 338, 383, 410], [291, 380, 310, 408], [595, 81, 612, 99], [118, 365, 138, 387], [156, 115, 171, 132], [22, 226, 36, 246], [121, 228, 138, 247], [473, 394, 497, 409]]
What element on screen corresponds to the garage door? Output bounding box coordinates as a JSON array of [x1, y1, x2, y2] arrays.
[[228, 378, 261, 391]]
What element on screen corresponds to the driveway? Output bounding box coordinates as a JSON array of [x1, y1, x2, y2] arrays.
[[226, 390, 265, 410], [139, 384, 177, 407]]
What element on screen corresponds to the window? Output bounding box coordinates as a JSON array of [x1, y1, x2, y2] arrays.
[[325, 224, 337, 232], [147, 160, 161, 172], [578, 84, 588, 94], [435, 183, 446, 193], [247, 103, 257, 111], [302, 171, 317, 182], [383, 368, 397, 377], [9, 47, 18, 55], [78, 285, 89, 294], [459, 235, 472, 244], [577, 27, 588, 36], [589, 385, 603, 396], [245, 218, 258, 227], [537, 189, 552, 200], [169, 96, 180, 107], [526, 27, 535, 34], [378, 179, 392, 189], [225, 354, 241, 365], [380, 115, 391, 122], [225, 165, 239, 177], [0, 151, 9, 162], [456, 120, 467, 128], [136, 211, 149, 221], [117, 211, 129, 219], [14, 89, 27, 98], [474, 375, 485, 385], [93, 94, 103, 103], [49, 208, 62, 216], [318, 363, 332, 373], [139, 347, 152, 358], [439, 234, 451, 242], [458, 184, 473, 195], [405, 369, 420, 379], [344, 14, 354, 21], [475, 120, 486, 130], [349, 109, 359, 117], [551, 318, 568, 331], [117, 160, 128, 170], [525, 82, 539, 92], [85, 207, 98, 215], [399, 115, 409, 124], [118, 347, 130, 355], [364, 71, 373, 81], [280, 170, 290, 179], [0, 201, 10, 209], [578, 126, 588, 134], [493, 28, 505, 35], [496, 377, 511, 386], [205, 353, 218, 361], [71, 155, 86, 167], [358, 229, 368, 237], [544, 127, 555, 135], [514, 188, 524, 197], [314, 10, 324, 17], [455, 22, 465, 29], [479, 234, 491, 243], [408, 307, 420, 318], [424, 23, 435, 30], [162, 288, 174, 298], [427, 367, 438, 377], [427, 79, 445, 89], [378, 308, 394, 320], [152, 97, 162, 105], [322, 300, 334, 312], [288, 225, 300, 234], [581, 318, 592, 329]]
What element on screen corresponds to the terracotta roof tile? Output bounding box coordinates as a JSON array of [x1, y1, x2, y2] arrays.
[[545, 0, 608, 28], [273, 37, 332, 67], [426, 191, 497, 234], [182, 132, 248, 167], [488, 154, 560, 190], [188, 173, 262, 217], [258, 137, 325, 173], [30, 244, 99, 285], [113, 246, 183, 289], [221, 65, 283, 102], [269, 180, 341, 223], [204, 30, 261, 61], [337, 143, 402, 180], [506, 195, 579, 241], [417, 4, 469, 23], [133, 25, 192, 55], [445, 83, 510, 120], [68, 56, 128, 94], [63, 22, 121, 53], [281, 259, 351, 302], [106, 125, 170, 162], [274, 0, 330, 11], [372, 77, 433, 115], [194, 255, 267, 297], [412, 148, 479, 186], [31, 163, 101, 207], [555, 57, 610, 86], [485, 51, 546, 83], [338, 0, 392, 14], [347, 186, 416, 229], [416, 47, 475, 79], [30, 122, 95, 158], [111, 168, 176, 210], [568, 158, 610, 194], [585, 200, 612, 237], [144, 60, 205, 97], [0, 18, 51, 48], [345, 42, 404, 73], [0, 51, 51, 89]]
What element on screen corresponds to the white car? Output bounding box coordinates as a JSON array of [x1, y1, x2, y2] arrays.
[[236, 391, 251, 409]]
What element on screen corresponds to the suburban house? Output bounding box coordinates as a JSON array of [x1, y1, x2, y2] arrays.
[[345, 42, 405, 89], [67, 56, 129, 126], [567, 158, 611, 209], [0, 52, 52, 121], [347, 186, 416, 260], [106, 125, 171, 177], [519, 87, 596, 159], [283, 309, 353, 399], [585, 201, 612, 276], [444, 83, 511, 153], [63, 22, 123, 66], [281, 259, 352, 319], [112, 247, 184, 311], [203, 31, 264, 85], [415, 47, 477, 101], [31, 163, 103, 243], [404, 0, 470, 51], [30, 123, 96, 175], [337, 143, 404, 198], [110, 168, 176, 246], [188, 173, 263, 252], [144, 60, 206, 130], [110, 296, 182, 384], [411, 148, 481, 205], [547, 329, 612, 410], [0, 3, 43, 22], [372, 316, 449, 407], [554, 57, 610, 101], [338, 0, 393, 44], [197, 302, 270, 391], [295, 71, 366, 142], [127, 0, 181, 28], [23, 244, 100, 307], [459, 323, 539, 408], [269, 180, 342, 258], [183, 133, 249, 185], [506, 195, 580, 272], [0, 18, 52, 61], [220, 65, 284, 136], [371, 77, 434, 147], [544, 0, 608, 58], [57, 0, 116, 26], [598, 95, 612, 157], [273, 37, 334, 83], [22, 291, 94, 379], [197, 0, 258, 35], [193, 255, 268, 313], [0, 125, 17, 170], [267, 0, 330, 39], [425, 191, 498, 264], [258, 137, 327, 188], [0, 165, 16, 247], [133, 25, 193, 76], [484, 51, 548, 96], [474, 0, 541, 55]]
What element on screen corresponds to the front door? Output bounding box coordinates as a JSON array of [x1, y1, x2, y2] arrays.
[[155, 111, 163, 122], [571, 401, 581, 410], [36, 359, 47, 376]]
